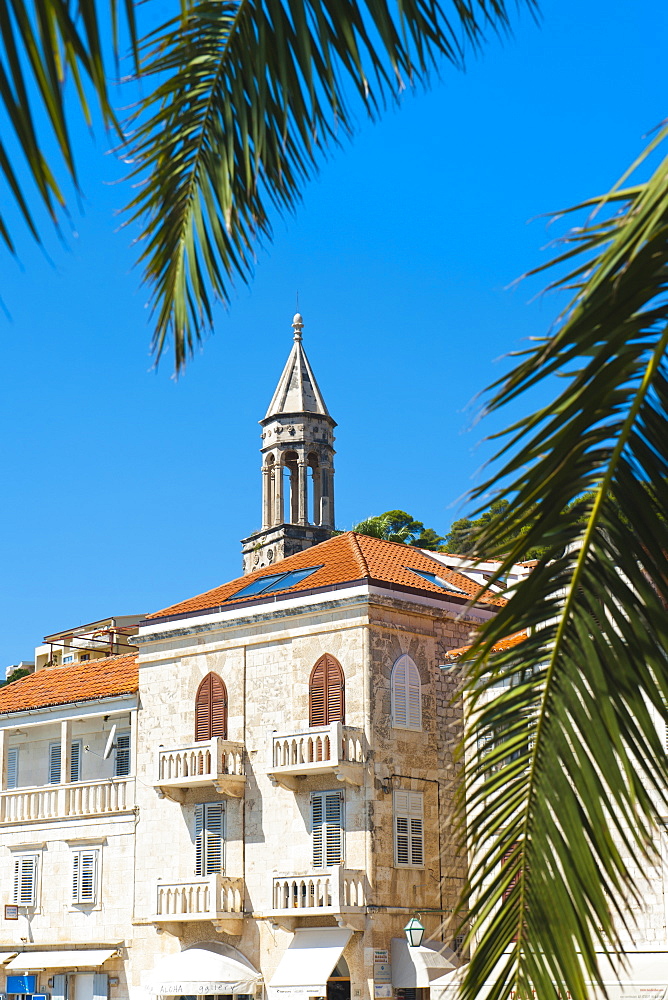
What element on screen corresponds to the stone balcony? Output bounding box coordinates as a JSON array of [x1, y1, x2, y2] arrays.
[[153, 875, 244, 935], [0, 777, 135, 824], [268, 869, 367, 931], [155, 738, 245, 800], [267, 723, 366, 790]]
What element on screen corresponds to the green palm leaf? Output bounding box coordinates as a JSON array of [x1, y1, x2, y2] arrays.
[[459, 125, 668, 1000], [125, 0, 536, 370], [0, 0, 135, 250]]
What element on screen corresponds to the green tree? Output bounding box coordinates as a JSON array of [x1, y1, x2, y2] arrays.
[[0, 0, 529, 369], [0, 667, 31, 687], [352, 510, 445, 548]]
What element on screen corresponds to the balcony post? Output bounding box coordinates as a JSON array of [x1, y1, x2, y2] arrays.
[[59, 720, 71, 815], [0, 728, 6, 792]]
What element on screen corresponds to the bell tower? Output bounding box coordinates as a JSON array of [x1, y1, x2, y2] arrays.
[[241, 313, 337, 574]]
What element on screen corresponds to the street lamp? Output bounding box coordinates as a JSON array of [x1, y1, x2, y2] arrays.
[[404, 915, 425, 948]]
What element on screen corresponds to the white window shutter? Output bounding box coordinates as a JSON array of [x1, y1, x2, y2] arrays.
[[392, 659, 407, 727], [13, 855, 37, 905], [72, 851, 80, 902], [392, 655, 422, 730], [52, 975, 67, 1000], [312, 791, 342, 867], [75, 850, 98, 903], [312, 794, 323, 868], [70, 741, 82, 783], [48, 742, 61, 784], [92, 974, 108, 1000], [406, 662, 422, 730], [6, 748, 18, 790], [195, 803, 224, 876], [204, 803, 224, 875], [394, 791, 424, 868], [115, 732, 131, 777]]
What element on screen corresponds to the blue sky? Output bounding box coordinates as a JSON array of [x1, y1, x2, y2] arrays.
[[1, 0, 665, 666]]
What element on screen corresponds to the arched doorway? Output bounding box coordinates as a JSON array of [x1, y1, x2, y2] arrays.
[[327, 955, 350, 1000]]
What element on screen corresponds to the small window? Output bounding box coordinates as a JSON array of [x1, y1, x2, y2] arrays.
[[114, 732, 131, 777], [393, 790, 424, 868], [309, 655, 345, 727], [195, 802, 225, 876], [13, 854, 38, 906], [80, 654, 90, 662], [311, 790, 343, 867], [195, 673, 228, 742], [49, 741, 82, 783], [63, 655, 74, 663], [405, 567, 469, 595], [72, 849, 98, 904], [227, 565, 321, 601], [391, 654, 422, 731], [7, 748, 19, 790]]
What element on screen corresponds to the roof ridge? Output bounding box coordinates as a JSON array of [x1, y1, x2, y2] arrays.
[[347, 532, 371, 577]]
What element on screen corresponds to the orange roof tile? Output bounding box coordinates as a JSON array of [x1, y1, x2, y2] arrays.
[[0, 654, 138, 715], [445, 629, 528, 659], [146, 531, 505, 621]]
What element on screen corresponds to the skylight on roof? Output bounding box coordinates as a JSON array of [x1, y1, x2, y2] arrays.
[[406, 567, 469, 595], [228, 566, 322, 602]]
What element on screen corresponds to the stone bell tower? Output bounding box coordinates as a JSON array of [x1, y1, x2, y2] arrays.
[[241, 314, 337, 574]]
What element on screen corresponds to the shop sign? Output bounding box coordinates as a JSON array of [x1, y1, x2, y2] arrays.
[[374, 948, 392, 998]]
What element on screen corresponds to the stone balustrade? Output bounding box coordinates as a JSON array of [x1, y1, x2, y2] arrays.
[[271, 869, 367, 915], [156, 738, 245, 798], [268, 723, 365, 788], [156, 875, 244, 919], [0, 777, 135, 824]]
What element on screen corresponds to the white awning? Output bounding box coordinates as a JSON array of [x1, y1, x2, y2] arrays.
[[268, 927, 353, 1000], [6, 950, 118, 971], [429, 953, 668, 1000], [391, 938, 457, 989], [142, 943, 260, 996]]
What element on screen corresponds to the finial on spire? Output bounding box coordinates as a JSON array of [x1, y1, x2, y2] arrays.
[[292, 312, 304, 342]]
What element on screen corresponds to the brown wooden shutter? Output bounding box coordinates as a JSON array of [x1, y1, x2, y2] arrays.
[[309, 655, 345, 726], [195, 673, 228, 741]]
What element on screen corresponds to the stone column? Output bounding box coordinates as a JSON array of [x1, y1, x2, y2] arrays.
[[0, 728, 6, 793], [297, 461, 307, 525], [312, 464, 322, 526], [262, 465, 272, 529], [274, 464, 285, 525], [130, 709, 138, 778]]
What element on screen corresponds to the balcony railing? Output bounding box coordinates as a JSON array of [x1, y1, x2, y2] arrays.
[[156, 738, 245, 798], [0, 777, 135, 824], [270, 869, 367, 918], [268, 723, 365, 789], [154, 875, 244, 934]]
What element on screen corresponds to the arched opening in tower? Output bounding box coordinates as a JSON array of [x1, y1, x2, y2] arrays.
[[283, 451, 299, 524]]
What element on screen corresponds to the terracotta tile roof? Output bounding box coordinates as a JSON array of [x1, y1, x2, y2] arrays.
[[445, 629, 528, 659], [146, 531, 505, 621], [0, 654, 138, 716]]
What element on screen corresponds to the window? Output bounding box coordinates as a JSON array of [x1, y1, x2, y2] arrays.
[[7, 748, 19, 790], [72, 849, 98, 904], [391, 654, 422, 730], [48, 741, 82, 783], [393, 790, 424, 868], [311, 790, 343, 867], [12, 854, 38, 906], [195, 802, 225, 876], [195, 673, 228, 741], [228, 566, 322, 601], [63, 655, 74, 663], [80, 654, 90, 661], [405, 567, 469, 595], [309, 655, 345, 727], [114, 732, 131, 777]]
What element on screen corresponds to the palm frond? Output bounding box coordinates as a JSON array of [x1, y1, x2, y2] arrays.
[[125, 0, 537, 370], [458, 125, 668, 1000], [0, 0, 135, 251]]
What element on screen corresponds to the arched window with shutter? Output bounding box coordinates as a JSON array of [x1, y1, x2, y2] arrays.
[[391, 654, 422, 731], [195, 672, 228, 741], [309, 655, 345, 726]]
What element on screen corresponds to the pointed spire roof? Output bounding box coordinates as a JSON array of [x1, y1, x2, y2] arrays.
[[264, 314, 332, 420]]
